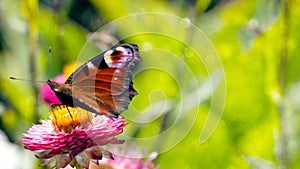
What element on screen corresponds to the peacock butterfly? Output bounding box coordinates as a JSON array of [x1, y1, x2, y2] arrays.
[[47, 44, 141, 118]]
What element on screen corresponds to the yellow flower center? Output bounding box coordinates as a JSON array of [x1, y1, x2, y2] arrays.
[[49, 105, 93, 133]]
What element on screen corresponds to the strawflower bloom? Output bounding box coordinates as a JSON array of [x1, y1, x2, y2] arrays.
[[21, 106, 127, 168], [90, 143, 158, 169]]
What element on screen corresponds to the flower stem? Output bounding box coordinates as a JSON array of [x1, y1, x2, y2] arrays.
[[23, 0, 40, 122]]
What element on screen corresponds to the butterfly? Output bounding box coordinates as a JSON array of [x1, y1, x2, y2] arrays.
[[47, 44, 142, 118]]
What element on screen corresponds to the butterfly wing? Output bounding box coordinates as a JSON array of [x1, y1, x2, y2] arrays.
[[65, 44, 141, 117]]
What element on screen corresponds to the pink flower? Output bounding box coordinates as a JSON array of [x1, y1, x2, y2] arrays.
[[92, 144, 158, 169], [21, 106, 127, 168], [40, 74, 66, 105]]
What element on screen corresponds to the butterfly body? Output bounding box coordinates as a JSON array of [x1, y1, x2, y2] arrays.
[[47, 44, 141, 118]]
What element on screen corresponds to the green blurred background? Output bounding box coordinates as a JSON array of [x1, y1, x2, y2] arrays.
[[0, 0, 300, 169]]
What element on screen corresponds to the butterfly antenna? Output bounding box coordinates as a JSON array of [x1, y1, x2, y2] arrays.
[[48, 47, 55, 104], [49, 47, 54, 81], [9, 76, 45, 83]]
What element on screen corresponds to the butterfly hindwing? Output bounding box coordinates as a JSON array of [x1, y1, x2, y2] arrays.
[[47, 44, 141, 118]]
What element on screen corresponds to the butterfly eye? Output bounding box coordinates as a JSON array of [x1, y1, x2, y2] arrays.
[[115, 46, 133, 56], [123, 48, 133, 56], [104, 47, 134, 68]]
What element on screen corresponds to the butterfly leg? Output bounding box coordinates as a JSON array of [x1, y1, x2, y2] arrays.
[[51, 104, 76, 132], [65, 106, 75, 129], [50, 104, 59, 132]]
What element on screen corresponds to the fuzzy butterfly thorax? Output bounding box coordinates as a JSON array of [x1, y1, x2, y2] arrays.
[[47, 44, 142, 118]]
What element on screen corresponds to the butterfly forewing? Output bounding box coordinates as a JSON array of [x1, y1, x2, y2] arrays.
[[71, 68, 132, 117], [72, 68, 131, 95], [48, 44, 141, 118]]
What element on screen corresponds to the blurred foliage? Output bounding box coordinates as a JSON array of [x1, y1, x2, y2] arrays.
[[0, 0, 300, 169]]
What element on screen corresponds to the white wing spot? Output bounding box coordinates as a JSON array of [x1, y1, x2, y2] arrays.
[[104, 50, 113, 67], [87, 62, 97, 69], [115, 47, 126, 52]]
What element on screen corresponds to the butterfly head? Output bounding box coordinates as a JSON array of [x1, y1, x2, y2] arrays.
[[47, 80, 59, 90], [47, 80, 72, 95]]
